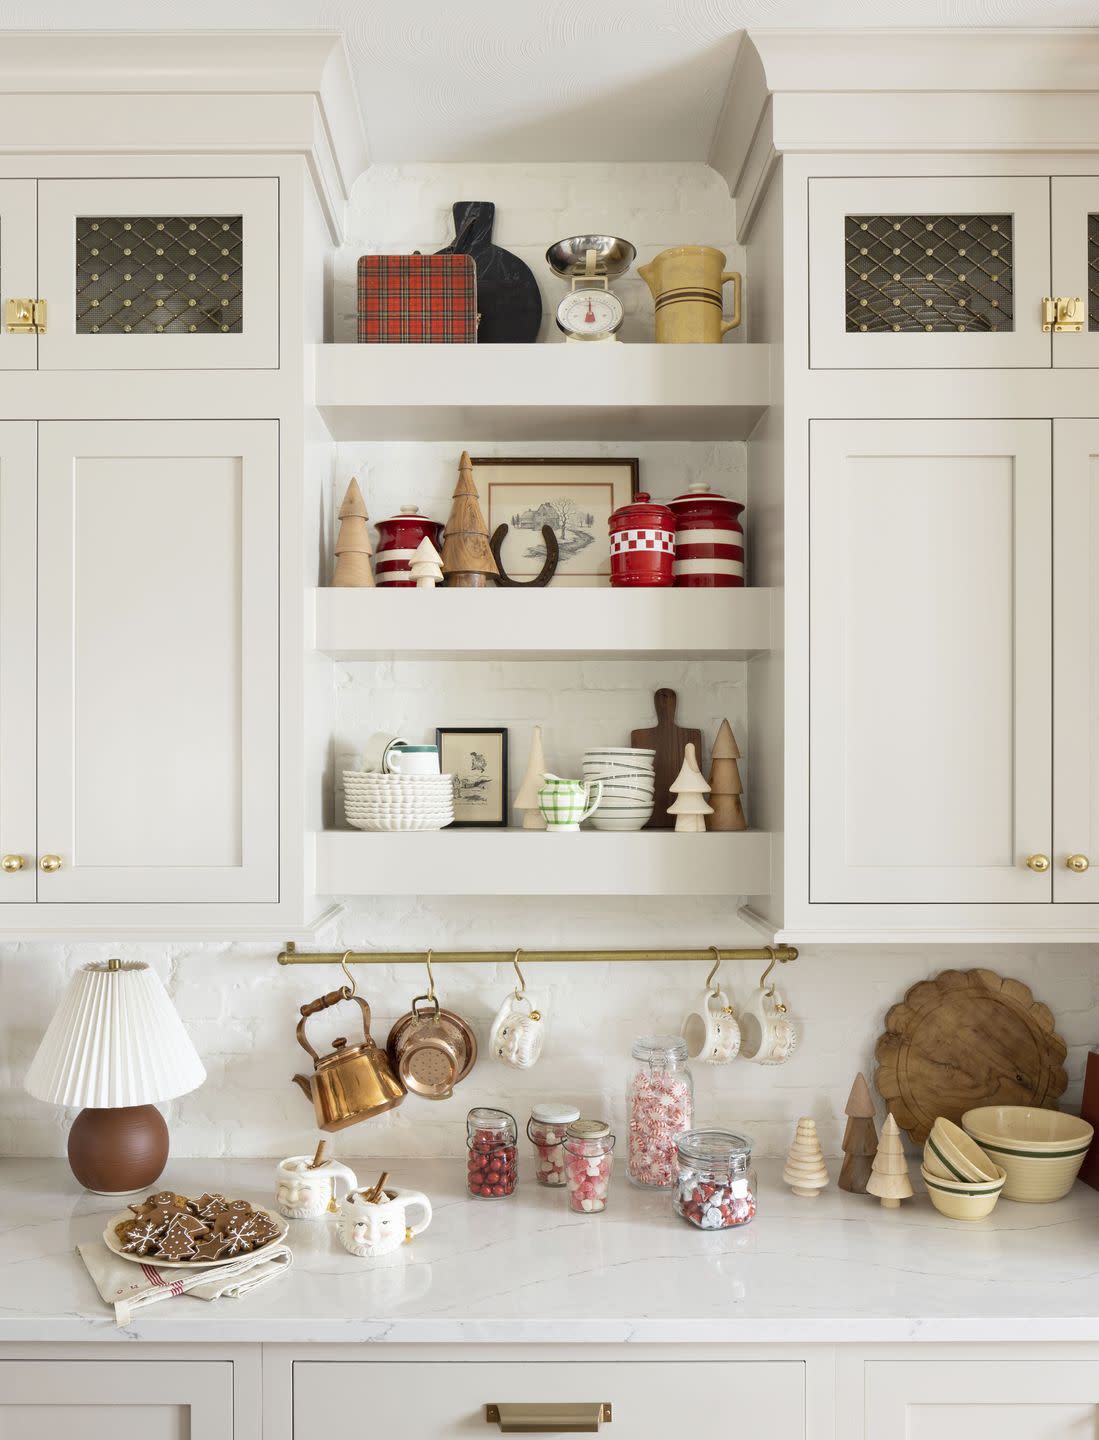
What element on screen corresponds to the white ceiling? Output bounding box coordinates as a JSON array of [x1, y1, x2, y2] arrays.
[[6, 0, 1099, 161]]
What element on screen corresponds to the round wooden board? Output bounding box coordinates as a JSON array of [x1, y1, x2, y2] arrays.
[[874, 968, 1068, 1143]]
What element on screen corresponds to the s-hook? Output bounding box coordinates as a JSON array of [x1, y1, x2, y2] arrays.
[[512, 947, 527, 999], [338, 950, 358, 1000], [705, 944, 723, 995], [759, 945, 787, 1013], [424, 948, 437, 1002]]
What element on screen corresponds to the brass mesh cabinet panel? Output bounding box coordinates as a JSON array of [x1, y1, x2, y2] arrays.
[[1088, 214, 1099, 331], [846, 214, 1013, 334]]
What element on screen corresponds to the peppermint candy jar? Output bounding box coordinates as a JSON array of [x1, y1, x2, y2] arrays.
[[668, 482, 745, 587], [627, 1035, 693, 1188], [374, 506, 445, 587], [608, 493, 675, 588]]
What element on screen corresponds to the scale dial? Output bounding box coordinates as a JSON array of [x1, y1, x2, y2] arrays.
[[556, 288, 624, 340]]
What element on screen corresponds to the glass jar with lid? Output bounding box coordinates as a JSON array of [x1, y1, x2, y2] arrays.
[[674, 1129, 756, 1229], [563, 1120, 616, 1214], [466, 1107, 518, 1199], [527, 1102, 580, 1186], [627, 1035, 693, 1188]]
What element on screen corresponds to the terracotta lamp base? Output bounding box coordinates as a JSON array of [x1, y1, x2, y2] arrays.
[[67, 1104, 170, 1195]]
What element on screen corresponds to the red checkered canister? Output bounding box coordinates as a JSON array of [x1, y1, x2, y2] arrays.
[[609, 493, 675, 588], [374, 506, 445, 587], [668, 483, 745, 587]]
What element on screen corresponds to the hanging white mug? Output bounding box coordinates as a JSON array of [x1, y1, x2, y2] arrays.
[[681, 988, 741, 1065], [489, 992, 545, 1069], [738, 985, 798, 1065], [274, 1154, 359, 1219], [337, 1186, 433, 1258]]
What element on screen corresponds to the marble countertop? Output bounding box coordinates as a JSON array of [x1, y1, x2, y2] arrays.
[[2, 1156, 1099, 1344]]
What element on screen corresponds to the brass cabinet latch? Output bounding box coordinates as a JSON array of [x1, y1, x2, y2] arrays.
[[5, 298, 46, 334], [1041, 295, 1083, 332], [485, 1403, 612, 1433]]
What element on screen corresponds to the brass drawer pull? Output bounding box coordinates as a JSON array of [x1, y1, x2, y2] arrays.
[[485, 1403, 612, 1433], [38, 853, 62, 873]]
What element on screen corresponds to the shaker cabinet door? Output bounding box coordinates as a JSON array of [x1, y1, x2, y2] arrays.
[[810, 419, 1052, 905], [0, 422, 36, 902], [36, 177, 278, 370], [0, 179, 38, 371], [36, 419, 279, 903], [809, 176, 1051, 369], [866, 1360, 1099, 1440], [0, 1360, 233, 1440], [1050, 177, 1099, 368]]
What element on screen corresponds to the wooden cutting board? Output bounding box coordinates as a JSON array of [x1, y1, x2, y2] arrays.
[[631, 688, 702, 830], [874, 968, 1068, 1144]]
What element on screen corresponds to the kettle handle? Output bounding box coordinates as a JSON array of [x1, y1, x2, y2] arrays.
[[296, 991, 373, 1062]]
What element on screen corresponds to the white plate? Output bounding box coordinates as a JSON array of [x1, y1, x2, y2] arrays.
[[349, 817, 454, 832], [104, 1206, 288, 1269]]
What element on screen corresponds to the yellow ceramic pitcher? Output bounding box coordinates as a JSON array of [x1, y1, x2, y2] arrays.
[[638, 246, 742, 343]]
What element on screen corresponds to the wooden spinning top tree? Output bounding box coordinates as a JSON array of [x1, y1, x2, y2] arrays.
[[667, 742, 713, 833], [782, 1117, 829, 1198], [707, 717, 747, 832], [838, 1072, 879, 1194], [442, 451, 499, 588], [332, 476, 374, 587], [866, 1113, 913, 1209]]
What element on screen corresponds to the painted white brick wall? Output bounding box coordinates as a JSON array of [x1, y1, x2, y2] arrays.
[[1, 163, 1096, 1170]]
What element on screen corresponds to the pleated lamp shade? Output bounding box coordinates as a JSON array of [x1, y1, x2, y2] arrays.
[[25, 960, 205, 1108]]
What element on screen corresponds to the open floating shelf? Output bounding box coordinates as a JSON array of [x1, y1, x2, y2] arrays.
[[310, 586, 775, 661], [314, 829, 772, 898], [311, 342, 772, 442]]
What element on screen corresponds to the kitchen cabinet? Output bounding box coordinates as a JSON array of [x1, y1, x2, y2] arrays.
[[0, 423, 35, 902], [1050, 178, 1099, 367], [0, 180, 36, 371], [864, 1359, 1099, 1439], [0, 1359, 233, 1439]]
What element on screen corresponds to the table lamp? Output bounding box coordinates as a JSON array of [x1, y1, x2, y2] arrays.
[[24, 958, 206, 1194]]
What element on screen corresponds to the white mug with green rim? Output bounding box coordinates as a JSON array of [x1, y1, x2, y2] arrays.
[[537, 774, 603, 832], [385, 744, 440, 777]]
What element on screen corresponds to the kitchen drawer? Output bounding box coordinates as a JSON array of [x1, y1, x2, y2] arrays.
[[866, 1359, 1099, 1439], [293, 1360, 804, 1440], [0, 1359, 233, 1439]]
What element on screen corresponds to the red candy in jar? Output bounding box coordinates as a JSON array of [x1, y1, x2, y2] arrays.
[[563, 1119, 616, 1214], [668, 482, 745, 587], [608, 493, 675, 588], [673, 1129, 756, 1229], [527, 1102, 580, 1187], [466, 1107, 518, 1199], [375, 505, 445, 587]]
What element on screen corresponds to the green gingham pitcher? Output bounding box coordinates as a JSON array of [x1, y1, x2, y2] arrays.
[[537, 774, 603, 833]]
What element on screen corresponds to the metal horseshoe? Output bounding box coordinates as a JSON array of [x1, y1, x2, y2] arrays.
[[490, 524, 560, 587]]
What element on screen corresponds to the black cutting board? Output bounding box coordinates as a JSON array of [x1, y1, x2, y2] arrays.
[[436, 201, 541, 344]]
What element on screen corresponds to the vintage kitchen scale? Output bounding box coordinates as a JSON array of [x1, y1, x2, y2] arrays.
[[546, 235, 636, 341]]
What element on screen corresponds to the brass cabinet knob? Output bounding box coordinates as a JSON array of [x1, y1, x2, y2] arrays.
[[38, 854, 62, 873], [1025, 854, 1051, 873], [1, 854, 25, 873], [1066, 854, 1090, 873]]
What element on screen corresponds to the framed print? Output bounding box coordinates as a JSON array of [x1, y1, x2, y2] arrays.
[[436, 727, 509, 828], [474, 457, 639, 587]]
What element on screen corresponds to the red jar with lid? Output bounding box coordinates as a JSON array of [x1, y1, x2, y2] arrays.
[[374, 506, 445, 587], [668, 483, 745, 587], [608, 493, 675, 588]]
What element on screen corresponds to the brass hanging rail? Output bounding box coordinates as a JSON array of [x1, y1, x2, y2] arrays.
[[278, 941, 797, 966]]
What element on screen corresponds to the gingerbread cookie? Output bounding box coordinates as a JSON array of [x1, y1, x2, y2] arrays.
[[120, 1217, 165, 1256], [158, 1214, 199, 1261]]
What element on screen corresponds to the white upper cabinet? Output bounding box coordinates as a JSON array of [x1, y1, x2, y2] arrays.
[[809, 177, 1052, 369], [810, 419, 1052, 905], [0, 180, 37, 371], [36, 419, 279, 904], [1050, 178, 1099, 368], [0, 423, 36, 903], [36, 177, 278, 370]]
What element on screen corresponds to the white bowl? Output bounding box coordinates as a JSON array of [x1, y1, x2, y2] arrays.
[[349, 816, 454, 832], [583, 747, 655, 758], [589, 816, 650, 831]]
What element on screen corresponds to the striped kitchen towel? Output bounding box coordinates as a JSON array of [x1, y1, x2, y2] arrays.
[[78, 1240, 293, 1327]]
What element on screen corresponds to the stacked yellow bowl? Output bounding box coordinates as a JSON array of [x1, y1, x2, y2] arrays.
[[921, 1118, 1005, 1220], [961, 1106, 1094, 1203]]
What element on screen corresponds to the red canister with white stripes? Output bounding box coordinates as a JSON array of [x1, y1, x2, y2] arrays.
[[668, 483, 745, 587], [608, 492, 675, 587], [374, 506, 445, 587]]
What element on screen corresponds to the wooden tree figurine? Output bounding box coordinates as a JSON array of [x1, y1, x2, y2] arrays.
[[667, 742, 713, 833], [332, 476, 374, 587], [442, 451, 499, 588], [707, 718, 747, 832], [409, 535, 444, 588], [515, 724, 548, 830], [866, 1113, 913, 1209], [782, 1117, 829, 1198], [839, 1072, 879, 1194]]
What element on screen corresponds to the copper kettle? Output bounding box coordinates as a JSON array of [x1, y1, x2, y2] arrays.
[[292, 989, 405, 1132]]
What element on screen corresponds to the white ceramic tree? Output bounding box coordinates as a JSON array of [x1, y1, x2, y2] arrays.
[[667, 742, 713, 833], [515, 725, 548, 830], [410, 535, 444, 588]]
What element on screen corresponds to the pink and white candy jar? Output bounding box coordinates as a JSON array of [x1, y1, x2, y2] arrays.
[[527, 1102, 580, 1187], [374, 506, 445, 587], [674, 1129, 757, 1230], [627, 1035, 693, 1188], [668, 482, 745, 587], [608, 493, 675, 588], [563, 1119, 616, 1214]]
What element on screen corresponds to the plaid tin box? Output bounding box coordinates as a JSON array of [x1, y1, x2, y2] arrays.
[[357, 253, 478, 343]]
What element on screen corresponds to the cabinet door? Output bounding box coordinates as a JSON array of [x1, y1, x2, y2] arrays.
[[0, 1359, 232, 1440], [37, 178, 278, 370], [293, 1361, 805, 1440], [866, 1360, 1099, 1439], [37, 420, 279, 903], [0, 179, 37, 370], [810, 420, 1052, 904], [1050, 177, 1099, 367], [1054, 419, 1099, 900], [0, 422, 35, 902], [809, 177, 1051, 368]]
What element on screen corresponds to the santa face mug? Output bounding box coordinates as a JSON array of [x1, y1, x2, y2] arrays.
[[738, 984, 798, 1065], [681, 988, 741, 1065], [337, 1187, 433, 1259], [489, 991, 545, 1069], [274, 1155, 359, 1219]]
